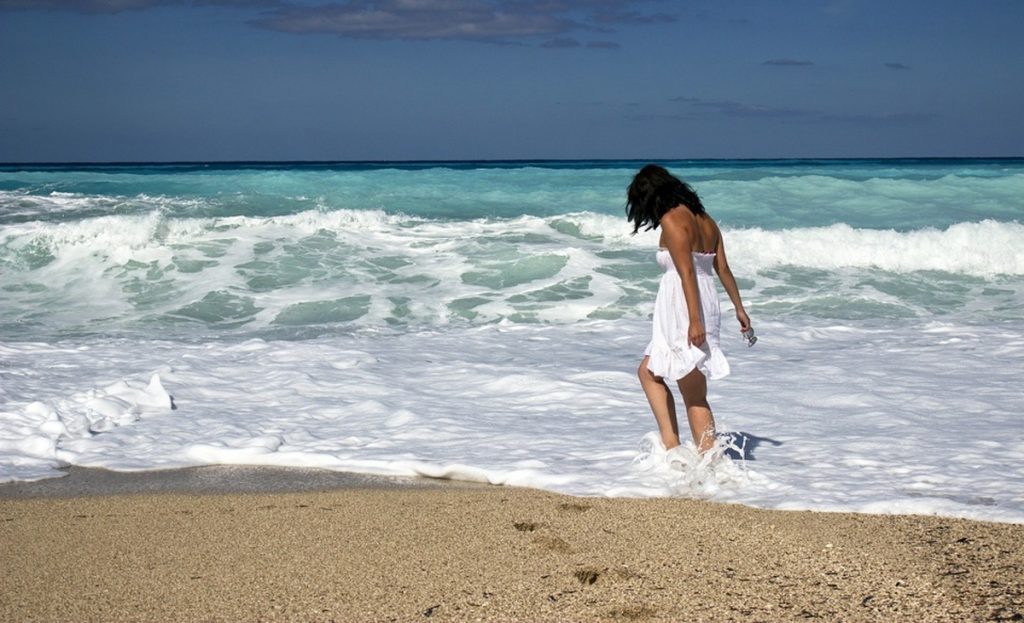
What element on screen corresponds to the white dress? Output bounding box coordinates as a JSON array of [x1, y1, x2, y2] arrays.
[[644, 248, 731, 381]]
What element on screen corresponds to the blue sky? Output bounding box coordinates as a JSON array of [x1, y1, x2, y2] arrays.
[[1, 0, 1022, 161]]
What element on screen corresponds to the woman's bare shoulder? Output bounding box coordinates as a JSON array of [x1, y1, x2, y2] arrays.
[[661, 205, 696, 228], [660, 207, 699, 250]]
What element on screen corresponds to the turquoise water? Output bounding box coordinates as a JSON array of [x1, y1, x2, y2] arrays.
[[3, 158, 1022, 226], [1, 159, 1022, 339]]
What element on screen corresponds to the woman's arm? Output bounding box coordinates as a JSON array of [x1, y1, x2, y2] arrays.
[[660, 209, 706, 347], [711, 225, 752, 331]]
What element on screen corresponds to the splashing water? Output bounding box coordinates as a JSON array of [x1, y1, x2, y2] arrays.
[[633, 431, 765, 497]]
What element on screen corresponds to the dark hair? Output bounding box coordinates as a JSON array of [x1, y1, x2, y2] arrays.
[[626, 164, 706, 233]]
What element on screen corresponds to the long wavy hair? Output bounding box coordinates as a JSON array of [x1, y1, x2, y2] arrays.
[[626, 164, 706, 233]]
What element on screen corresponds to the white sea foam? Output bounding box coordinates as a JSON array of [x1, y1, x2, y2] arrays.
[[3, 209, 1022, 340], [732, 220, 1024, 277], [6, 208, 1023, 277], [1, 318, 1022, 523]]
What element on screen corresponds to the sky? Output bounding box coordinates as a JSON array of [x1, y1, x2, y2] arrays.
[[1, 0, 1022, 161]]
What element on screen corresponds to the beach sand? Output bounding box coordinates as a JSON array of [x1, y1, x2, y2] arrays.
[[1, 471, 1022, 622]]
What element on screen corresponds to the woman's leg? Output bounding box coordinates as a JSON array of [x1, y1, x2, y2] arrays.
[[637, 356, 680, 449], [677, 368, 717, 453]]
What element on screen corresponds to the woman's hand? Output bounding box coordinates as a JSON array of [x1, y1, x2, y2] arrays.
[[736, 310, 751, 332], [688, 320, 706, 347]]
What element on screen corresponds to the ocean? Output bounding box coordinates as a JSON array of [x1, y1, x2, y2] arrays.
[[1, 159, 1022, 522]]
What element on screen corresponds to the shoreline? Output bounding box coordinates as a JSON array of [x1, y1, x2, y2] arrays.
[[2, 470, 1022, 622], [0, 465, 481, 500]]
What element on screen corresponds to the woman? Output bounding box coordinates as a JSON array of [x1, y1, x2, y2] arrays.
[[627, 164, 752, 454]]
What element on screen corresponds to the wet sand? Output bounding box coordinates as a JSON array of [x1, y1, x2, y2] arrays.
[[1, 470, 1022, 622], [0, 465, 470, 499]]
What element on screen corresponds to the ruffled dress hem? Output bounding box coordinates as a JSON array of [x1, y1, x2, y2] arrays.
[[644, 340, 731, 381]]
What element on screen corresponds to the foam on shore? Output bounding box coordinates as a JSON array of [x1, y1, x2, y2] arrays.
[[2, 318, 1022, 523]]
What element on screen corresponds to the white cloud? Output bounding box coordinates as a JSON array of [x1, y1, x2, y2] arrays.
[[252, 0, 673, 43], [0, 0, 672, 45], [0, 0, 277, 12]]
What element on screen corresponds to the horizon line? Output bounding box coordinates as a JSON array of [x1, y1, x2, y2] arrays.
[[3, 156, 1022, 168]]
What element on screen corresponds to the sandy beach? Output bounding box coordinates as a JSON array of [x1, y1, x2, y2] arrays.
[[1, 470, 1021, 622]]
